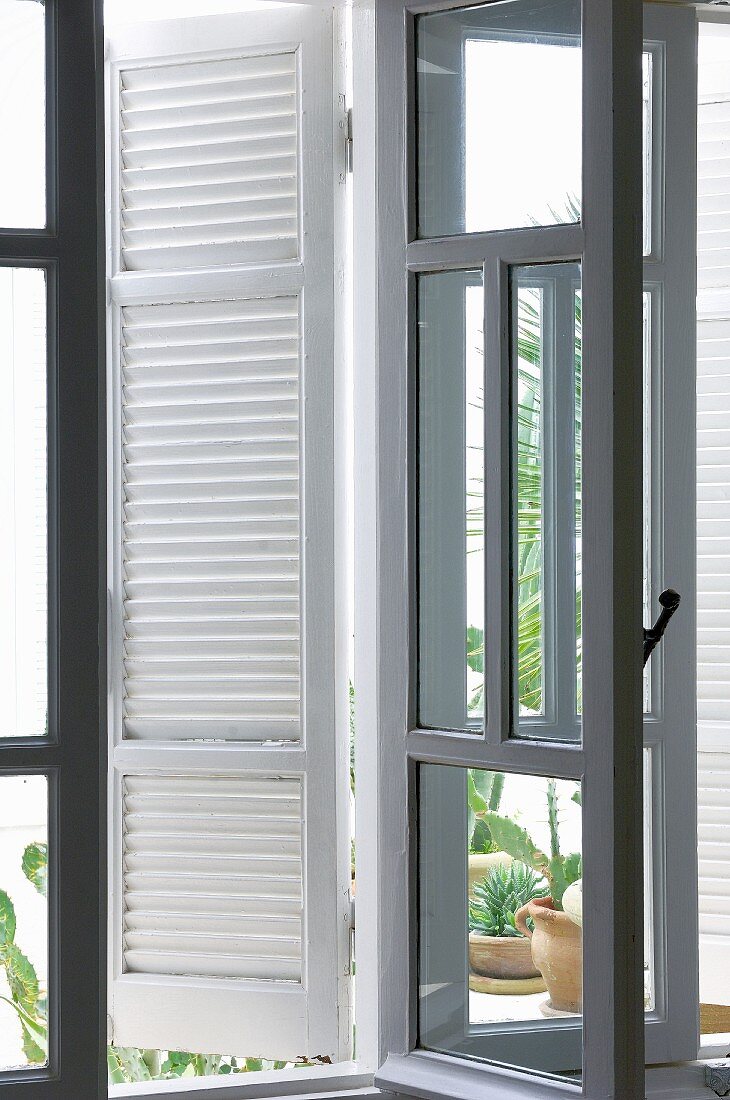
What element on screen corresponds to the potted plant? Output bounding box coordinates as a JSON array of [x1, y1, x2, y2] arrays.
[[468, 862, 548, 983], [482, 780, 583, 1013]]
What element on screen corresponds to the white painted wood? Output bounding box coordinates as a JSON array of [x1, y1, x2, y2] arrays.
[[696, 15, 730, 1015], [350, 0, 382, 1078], [106, 6, 351, 1062]]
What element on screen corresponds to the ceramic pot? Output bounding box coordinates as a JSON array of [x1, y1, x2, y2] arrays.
[[514, 896, 582, 1013], [467, 852, 512, 899], [468, 932, 542, 980]]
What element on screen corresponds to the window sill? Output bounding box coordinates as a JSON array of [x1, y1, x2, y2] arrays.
[[375, 1051, 717, 1100], [110, 1063, 376, 1100]]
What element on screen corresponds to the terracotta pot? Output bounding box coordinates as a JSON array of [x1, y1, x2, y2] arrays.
[[468, 931, 541, 980], [467, 852, 512, 899], [514, 897, 582, 1013]]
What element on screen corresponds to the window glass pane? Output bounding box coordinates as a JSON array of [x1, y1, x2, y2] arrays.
[[0, 774, 48, 1071], [643, 51, 653, 256], [511, 263, 581, 740], [415, 0, 581, 238], [0, 0, 45, 228], [643, 748, 656, 1014], [643, 290, 653, 713], [418, 271, 484, 731], [418, 763, 583, 1081], [0, 269, 47, 739]]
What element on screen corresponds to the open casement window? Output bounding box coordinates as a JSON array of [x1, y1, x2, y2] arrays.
[[360, 0, 699, 1098], [106, 7, 351, 1061]]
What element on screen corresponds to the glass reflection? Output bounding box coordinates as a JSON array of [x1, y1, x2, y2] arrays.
[[0, 0, 45, 228], [511, 264, 582, 740], [416, 0, 581, 238], [418, 271, 484, 731], [0, 268, 48, 739]]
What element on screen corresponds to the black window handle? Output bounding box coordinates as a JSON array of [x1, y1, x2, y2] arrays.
[[643, 589, 681, 669]]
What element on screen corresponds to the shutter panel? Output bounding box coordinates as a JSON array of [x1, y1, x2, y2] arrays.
[[123, 775, 302, 981], [119, 52, 299, 272], [107, 8, 350, 1061], [697, 51, 730, 1007], [697, 306, 730, 1006], [121, 296, 301, 743]]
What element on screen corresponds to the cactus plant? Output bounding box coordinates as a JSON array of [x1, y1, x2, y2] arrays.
[[467, 769, 505, 854], [482, 779, 582, 910], [469, 862, 548, 938]]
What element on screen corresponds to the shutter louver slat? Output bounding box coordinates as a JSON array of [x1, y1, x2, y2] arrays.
[[121, 297, 301, 743], [698, 94, 730, 290], [122, 774, 303, 982], [119, 52, 299, 272], [694, 310, 729, 726], [699, 754, 730, 1001]]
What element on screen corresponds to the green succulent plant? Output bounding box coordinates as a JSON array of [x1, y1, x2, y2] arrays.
[[483, 779, 582, 910], [469, 861, 548, 938]]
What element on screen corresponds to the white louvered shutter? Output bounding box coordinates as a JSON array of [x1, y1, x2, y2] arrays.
[[106, 8, 351, 1061], [697, 31, 730, 1009]]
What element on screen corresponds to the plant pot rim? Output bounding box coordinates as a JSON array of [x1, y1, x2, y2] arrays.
[[468, 931, 529, 945]]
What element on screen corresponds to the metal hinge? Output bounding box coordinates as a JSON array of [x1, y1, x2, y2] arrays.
[[706, 1063, 730, 1097], [348, 895, 355, 975], [345, 107, 353, 174]]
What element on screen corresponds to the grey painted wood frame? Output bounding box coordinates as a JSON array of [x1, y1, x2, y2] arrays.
[[0, 1, 107, 1096], [641, 2, 699, 1064], [362, 0, 647, 1098]]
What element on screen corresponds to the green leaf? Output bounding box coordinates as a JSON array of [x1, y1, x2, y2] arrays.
[[466, 626, 484, 675], [107, 1050, 129, 1084], [0, 994, 47, 1057], [22, 843, 48, 897], [4, 943, 40, 1015], [21, 1024, 46, 1064], [483, 813, 548, 877], [0, 889, 16, 948], [467, 771, 488, 816], [116, 1047, 154, 1080], [469, 862, 548, 936], [563, 851, 582, 887]]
